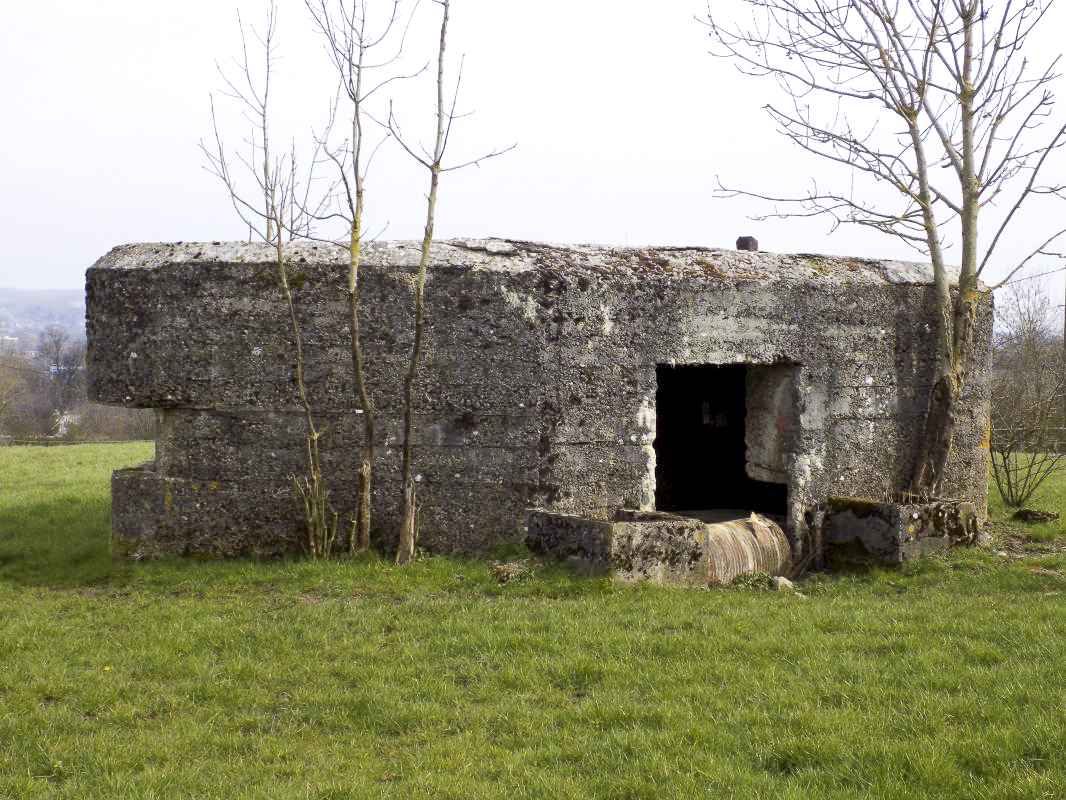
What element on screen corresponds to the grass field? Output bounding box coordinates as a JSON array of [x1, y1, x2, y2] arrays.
[[2, 443, 1066, 798]]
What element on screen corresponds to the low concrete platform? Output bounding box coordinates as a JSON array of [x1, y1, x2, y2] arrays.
[[822, 495, 987, 563], [526, 508, 792, 587]]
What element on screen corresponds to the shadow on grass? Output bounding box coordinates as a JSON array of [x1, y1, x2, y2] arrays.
[[4, 454, 1047, 599], [0, 495, 132, 589], [0, 490, 609, 601], [0, 492, 338, 593]]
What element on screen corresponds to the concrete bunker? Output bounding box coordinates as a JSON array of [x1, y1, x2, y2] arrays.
[[85, 239, 993, 563]]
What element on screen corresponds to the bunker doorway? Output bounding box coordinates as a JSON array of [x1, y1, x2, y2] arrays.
[[654, 364, 787, 520]]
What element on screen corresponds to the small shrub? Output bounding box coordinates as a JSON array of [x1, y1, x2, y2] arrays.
[[729, 571, 773, 590]]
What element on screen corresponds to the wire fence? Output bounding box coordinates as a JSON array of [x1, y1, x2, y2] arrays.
[[0, 437, 147, 447]]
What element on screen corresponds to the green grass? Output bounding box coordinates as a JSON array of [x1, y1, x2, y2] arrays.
[[0, 442, 155, 587], [2, 444, 1066, 798]]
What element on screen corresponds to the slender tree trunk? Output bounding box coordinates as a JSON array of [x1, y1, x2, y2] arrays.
[[207, 0, 336, 556], [396, 162, 440, 563], [276, 235, 319, 481], [347, 61, 375, 553], [277, 221, 336, 556], [347, 196, 373, 550], [262, 52, 274, 244], [397, 0, 449, 564], [348, 250, 374, 552]]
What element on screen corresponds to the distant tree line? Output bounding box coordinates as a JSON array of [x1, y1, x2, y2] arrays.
[[0, 324, 153, 442]]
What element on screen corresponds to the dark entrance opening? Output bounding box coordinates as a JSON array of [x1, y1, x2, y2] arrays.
[[654, 364, 787, 517]]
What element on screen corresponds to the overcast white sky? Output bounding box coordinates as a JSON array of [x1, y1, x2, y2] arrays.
[[1, 0, 1063, 302]]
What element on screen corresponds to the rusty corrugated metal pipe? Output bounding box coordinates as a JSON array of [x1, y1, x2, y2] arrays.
[[703, 513, 792, 584]]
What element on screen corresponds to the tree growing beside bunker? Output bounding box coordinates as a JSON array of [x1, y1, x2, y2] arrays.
[[707, 0, 1066, 495], [388, 0, 514, 563], [202, 0, 511, 561], [202, 0, 339, 557], [302, 0, 425, 554]]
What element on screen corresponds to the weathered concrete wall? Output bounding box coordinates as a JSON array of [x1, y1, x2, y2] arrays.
[[86, 240, 992, 558], [746, 365, 795, 484]]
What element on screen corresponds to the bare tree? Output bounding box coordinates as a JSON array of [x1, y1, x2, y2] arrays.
[[2, 359, 52, 437], [38, 324, 68, 375], [708, 0, 1066, 494], [303, 0, 420, 553], [989, 276, 1065, 505], [36, 325, 85, 415], [389, 0, 514, 563], [0, 353, 28, 435], [202, 0, 338, 557], [57, 339, 87, 414]]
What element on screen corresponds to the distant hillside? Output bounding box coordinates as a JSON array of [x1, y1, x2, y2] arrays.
[[0, 287, 85, 349]]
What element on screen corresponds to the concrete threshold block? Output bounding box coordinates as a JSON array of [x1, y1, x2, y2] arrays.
[[526, 508, 792, 587]]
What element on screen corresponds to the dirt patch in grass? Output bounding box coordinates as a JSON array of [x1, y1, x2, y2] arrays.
[[999, 533, 1066, 558]]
